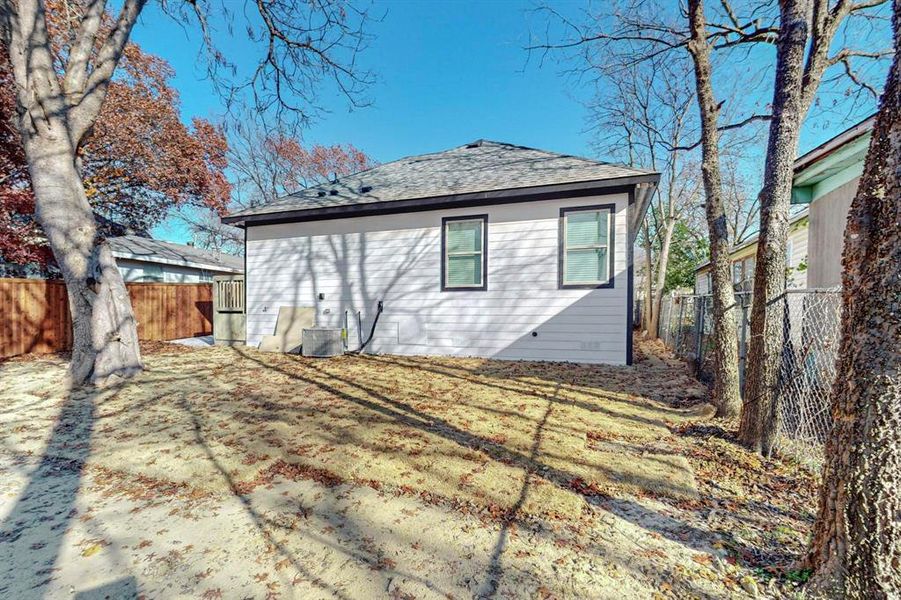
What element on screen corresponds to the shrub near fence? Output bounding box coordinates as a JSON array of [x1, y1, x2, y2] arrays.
[[658, 288, 842, 467], [0, 278, 213, 359]]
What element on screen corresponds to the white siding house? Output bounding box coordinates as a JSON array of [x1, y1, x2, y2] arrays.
[[109, 235, 243, 283], [225, 140, 658, 365], [694, 209, 809, 294]]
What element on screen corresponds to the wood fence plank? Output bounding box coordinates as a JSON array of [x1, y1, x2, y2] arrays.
[[1, 279, 214, 359]]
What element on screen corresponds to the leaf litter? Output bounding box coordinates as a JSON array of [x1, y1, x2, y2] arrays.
[[0, 338, 818, 598]]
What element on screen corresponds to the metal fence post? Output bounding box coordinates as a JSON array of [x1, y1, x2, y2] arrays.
[[739, 295, 748, 396], [695, 296, 706, 375], [675, 297, 685, 355]]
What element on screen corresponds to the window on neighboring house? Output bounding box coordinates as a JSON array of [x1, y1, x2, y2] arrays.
[[559, 205, 614, 288], [442, 215, 487, 291], [732, 260, 743, 284], [785, 239, 794, 268], [732, 257, 755, 285], [142, 264, 163, 282]]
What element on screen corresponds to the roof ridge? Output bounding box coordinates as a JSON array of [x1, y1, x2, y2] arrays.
[[226, 139, 661, 222], [460, 139, 657, 174]]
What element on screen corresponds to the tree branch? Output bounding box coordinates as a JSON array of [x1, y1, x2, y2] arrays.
[[669, 113, 772, 151], [839, 56, 881, 97], [68, 0, 146, 145], [62, 0, 107, 98]]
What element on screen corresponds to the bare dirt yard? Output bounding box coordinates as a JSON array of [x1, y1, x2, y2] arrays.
[[0, 339, 817, 599]]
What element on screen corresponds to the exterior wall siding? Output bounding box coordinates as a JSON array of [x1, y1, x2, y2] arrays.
[[116, 259, 224, 283], [245, 194, 630, 364], [693, 218, 810, 293], [787, 223, 809, 288], [807, 177, 857, 288]]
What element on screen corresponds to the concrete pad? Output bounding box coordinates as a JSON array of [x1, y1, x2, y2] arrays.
[[168, 335, 214, 347]]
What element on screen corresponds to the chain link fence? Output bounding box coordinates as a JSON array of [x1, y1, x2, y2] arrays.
[[658, 288, 842, 467]]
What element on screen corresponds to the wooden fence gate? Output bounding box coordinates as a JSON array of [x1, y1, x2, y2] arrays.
[[0, 278, 213, 359]]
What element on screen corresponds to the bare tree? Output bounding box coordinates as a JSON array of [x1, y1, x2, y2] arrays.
[[0, 1, 373, 385], [685, 0, 743, 418], [588, 54, 705, 338], [806, 3, 900, 593], [531, 0, 889, 426], [722, 155, 762, 244], [739, 0, 892, 455], [182, 208, 244, 255], [182, 117, 375, 253]]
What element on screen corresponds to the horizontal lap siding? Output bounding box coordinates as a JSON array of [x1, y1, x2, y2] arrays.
[[0, 280, 213, 358], [245, 194, 630, 364], [788, 225, 809, 288]]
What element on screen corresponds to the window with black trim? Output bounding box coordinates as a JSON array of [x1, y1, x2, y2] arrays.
[[559, 204, 615, 289], [441, 215, 487, 291]]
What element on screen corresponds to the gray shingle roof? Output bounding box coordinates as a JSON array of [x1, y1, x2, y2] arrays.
[[227, 140, 656, 220], [108, 235, 243, 272]]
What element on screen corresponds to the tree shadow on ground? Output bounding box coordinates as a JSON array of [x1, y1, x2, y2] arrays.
[[230, 346, 714, 550], [0, 383, 107, 598]]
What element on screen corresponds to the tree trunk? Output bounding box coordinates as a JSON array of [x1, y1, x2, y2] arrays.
[[806, 8, 900, 595], [649, 220, 675, 340], [24, 135, 142, 386], [739, 0, 812, 455], [2, 0, 146, 387], [686, 0, 742, 420]]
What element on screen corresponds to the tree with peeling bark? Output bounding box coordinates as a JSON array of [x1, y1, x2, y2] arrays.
[[0, 19, 230, 276], [0, 0, 372, 386], [737, 0, 892, 455], [805, 2, 900, 595]]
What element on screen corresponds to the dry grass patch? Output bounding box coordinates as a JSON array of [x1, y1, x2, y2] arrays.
[[1, 340, 712, 523]]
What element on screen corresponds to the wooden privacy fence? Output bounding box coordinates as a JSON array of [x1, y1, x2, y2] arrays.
[[0, 278, 213, 359]]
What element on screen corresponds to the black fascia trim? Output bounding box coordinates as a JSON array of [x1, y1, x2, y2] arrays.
[[441, 214, 488, 292], [223, 174, 659, 227], [558, 203, 617, 290]]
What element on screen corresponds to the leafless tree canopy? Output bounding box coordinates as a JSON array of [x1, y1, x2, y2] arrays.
[[162, 0, 375, 129], [530, 0, 892, 136]]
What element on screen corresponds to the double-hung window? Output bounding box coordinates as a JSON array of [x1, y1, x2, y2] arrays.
[[559, 205, 614, 288], [441, 215, 487, 291]]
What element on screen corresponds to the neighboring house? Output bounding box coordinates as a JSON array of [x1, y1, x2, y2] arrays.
[[791, 115, 872, 288], [108, 235, 243, 283], [694, 114, 873, 294], [223, 140, 658, 365], [694, 209, 809, 294]]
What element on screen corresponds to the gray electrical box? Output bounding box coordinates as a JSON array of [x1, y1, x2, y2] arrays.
[[301, 327, 344, 357]]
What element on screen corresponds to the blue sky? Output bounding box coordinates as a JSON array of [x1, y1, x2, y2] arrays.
[[132, 1, 885, 244]]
